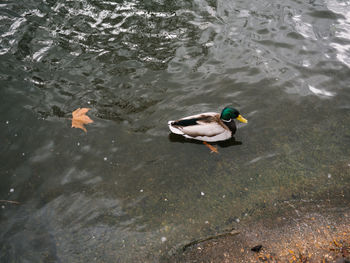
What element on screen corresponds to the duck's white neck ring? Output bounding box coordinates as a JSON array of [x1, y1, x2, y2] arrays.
[[222, 118, 232, 122]]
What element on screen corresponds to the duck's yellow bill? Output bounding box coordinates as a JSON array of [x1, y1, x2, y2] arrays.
[[236, 115, 248, 123]]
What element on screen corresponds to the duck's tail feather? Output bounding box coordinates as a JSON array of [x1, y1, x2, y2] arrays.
[[168, 121, 185, 135]]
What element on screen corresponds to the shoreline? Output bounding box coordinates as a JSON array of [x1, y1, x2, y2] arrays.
[[164, 198, 350, 262]]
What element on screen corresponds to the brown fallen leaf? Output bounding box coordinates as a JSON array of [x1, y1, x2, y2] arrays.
[[71, 108, 93, 133], [203, 141, 219, 153]]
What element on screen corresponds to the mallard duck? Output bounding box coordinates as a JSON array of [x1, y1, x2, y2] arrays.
[[168, 106, 248, 142]]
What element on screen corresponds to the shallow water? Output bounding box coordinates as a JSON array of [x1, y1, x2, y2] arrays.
[[1, 0, 350, 261]]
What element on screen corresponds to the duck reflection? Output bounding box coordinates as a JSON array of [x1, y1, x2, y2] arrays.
[[168, 133, 242, 148]]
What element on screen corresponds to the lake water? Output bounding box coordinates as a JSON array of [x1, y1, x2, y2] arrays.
[[1, 0, 350, 261]]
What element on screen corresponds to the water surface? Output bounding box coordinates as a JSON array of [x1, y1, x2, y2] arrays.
[[1, 0, 350, 261]]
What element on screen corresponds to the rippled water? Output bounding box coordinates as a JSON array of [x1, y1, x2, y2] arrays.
[[1, 0, 350, 261]]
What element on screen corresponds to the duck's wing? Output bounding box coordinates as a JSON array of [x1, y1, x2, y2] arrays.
[[168, 112, 231, 141]]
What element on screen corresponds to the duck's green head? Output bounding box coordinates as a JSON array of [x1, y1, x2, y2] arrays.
[[220, 107, 248, 123]]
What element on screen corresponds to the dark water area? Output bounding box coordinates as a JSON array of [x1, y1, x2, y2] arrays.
[[1, 0, 350, 261]]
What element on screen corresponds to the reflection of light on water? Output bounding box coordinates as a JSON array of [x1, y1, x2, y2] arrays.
[[32, 40, 53, 62], [53, 0, 178, 35], [286, 80, 336, 98], [1, 17, 26, 38], [248, 153, 277, 164], [326, 0, 350, 67], [0, 15, 26, 55], [309, 85, 336, 97], [302, 60, 311, 67], [292, 15, 317, 40], [331, 42, 350, 66]]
